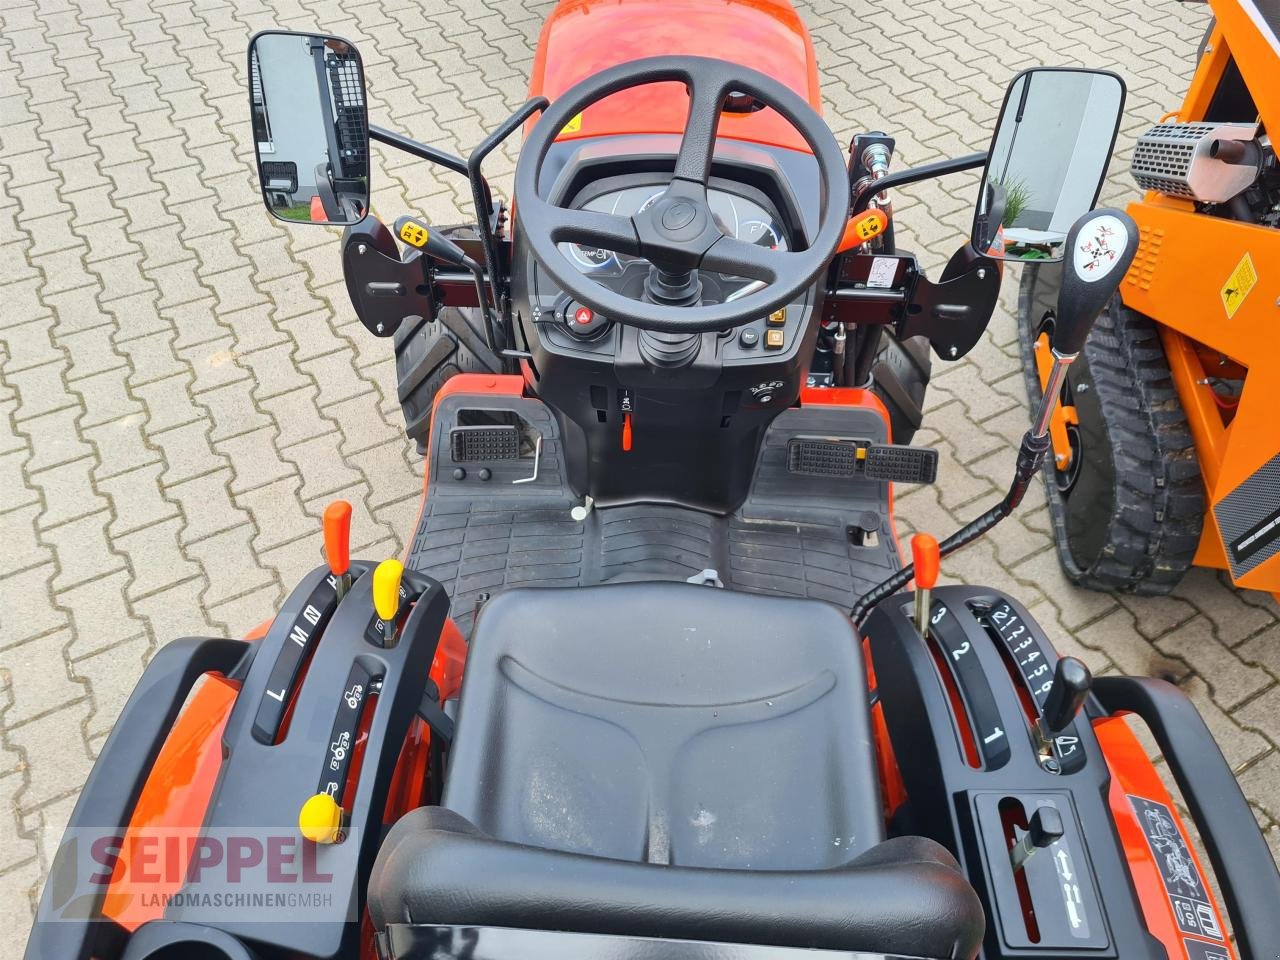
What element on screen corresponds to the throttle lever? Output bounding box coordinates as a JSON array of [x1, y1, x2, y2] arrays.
[[1036, 655, 1092, 765]]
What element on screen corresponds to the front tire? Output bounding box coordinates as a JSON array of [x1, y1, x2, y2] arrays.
[[393, 228, 503, 453], [870, 331, 932, 445], [1018, 265, 1203, 594]]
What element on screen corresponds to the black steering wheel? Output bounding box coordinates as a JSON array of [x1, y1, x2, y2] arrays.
[[514, 56, 850, 333]]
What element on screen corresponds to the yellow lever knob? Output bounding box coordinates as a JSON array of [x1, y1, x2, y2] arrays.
[[372, 559, 404, 624], [298, 792, 342, 844]]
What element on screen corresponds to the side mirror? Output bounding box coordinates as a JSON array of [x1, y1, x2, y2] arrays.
[[972, 68, 1125, 261], [248, 31, 370, 226]]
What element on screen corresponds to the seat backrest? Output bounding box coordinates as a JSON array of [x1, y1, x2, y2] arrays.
[[369, 807, 985, 960]]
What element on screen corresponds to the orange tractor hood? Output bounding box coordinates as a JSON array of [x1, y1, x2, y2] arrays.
[[527, 0, 822, 153]]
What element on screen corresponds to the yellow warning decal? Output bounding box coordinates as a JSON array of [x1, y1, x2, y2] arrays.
[[1220, 252, 1257, 319], [399, 221, 429, 248], [561, 112, 582, 135], [856, 217, 883, 241]]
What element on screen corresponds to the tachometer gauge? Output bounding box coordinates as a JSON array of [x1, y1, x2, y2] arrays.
[[737, 219, 784, 250]]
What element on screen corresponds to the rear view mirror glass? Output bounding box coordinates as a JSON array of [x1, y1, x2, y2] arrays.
[[249, 32, 370, 225], [972, 68, 1125, 261]]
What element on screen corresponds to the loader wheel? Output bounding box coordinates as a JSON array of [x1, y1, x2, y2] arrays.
[[871, 331, 932, 445], [393, 228, 503, 453], [1018, 266, 1203, 594]]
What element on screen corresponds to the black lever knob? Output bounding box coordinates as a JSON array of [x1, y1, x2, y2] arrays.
[[1041, 656, 1092, 734], [1050, 208, 1139, 357], [1010, 805, 1065, 873]]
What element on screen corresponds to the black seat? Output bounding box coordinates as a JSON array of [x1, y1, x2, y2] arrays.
[[369, 583, 984, 958], [440, 583, 885, 866]]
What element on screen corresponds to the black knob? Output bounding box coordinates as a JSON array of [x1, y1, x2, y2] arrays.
[[1050, 208, 1139, 357], [1028, 805, 1065, 849], [1042, 656, 1092, 734]]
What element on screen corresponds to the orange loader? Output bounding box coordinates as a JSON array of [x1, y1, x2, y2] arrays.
[[1020, 0, 1280, 602]]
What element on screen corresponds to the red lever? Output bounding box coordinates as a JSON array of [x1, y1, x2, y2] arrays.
[[323, 500, 354, 601], [911, 533, 940, 590], [323, 500, 352, 576], [910, 532, 940, 637]]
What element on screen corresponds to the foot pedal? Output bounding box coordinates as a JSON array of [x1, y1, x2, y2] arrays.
[[863, 444, 938, 484], [450, 425, 519, 462], [787, 438, 860, 477]]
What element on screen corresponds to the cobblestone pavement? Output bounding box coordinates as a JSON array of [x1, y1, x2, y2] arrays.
[[2, 0, 1278, 953]]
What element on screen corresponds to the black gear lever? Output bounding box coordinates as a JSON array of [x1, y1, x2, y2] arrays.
[[1039, 656, 1092, 744], [852, 209, 1140, 626], [1032, 209, 1140, 437]]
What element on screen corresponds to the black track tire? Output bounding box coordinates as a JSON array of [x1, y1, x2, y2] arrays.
[[870, 331, 932, 445], [1018, 265, 1204, 595]]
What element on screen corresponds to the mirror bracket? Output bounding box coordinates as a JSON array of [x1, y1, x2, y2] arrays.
[[341, 220, 431, 339], [896, 244, 1001, 361]]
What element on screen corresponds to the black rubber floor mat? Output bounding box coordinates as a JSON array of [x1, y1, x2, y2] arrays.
[[406, 394, 901, 635]]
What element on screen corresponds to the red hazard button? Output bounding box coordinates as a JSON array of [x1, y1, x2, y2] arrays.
[[563, 301, 608, 340]]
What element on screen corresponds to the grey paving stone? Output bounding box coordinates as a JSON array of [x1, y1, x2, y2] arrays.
[[2, 0, 1277, 950]]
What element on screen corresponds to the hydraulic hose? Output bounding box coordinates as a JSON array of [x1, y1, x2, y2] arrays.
[[850, 430, 1050, 624]]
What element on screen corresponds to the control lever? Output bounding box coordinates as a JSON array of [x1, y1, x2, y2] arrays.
[[372, 559, 404, 647], [1009, 805, 1064, 873], [393, 214, 500, 352], [852, 209, 1139, 625], [1031, 209, 1141, 438], [910, 533, 940, 637], [323, 500, 353, 601], [1038, 656, 1092, 752]]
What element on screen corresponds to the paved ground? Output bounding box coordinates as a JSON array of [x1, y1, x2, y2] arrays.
[[2, 0, 1277, 954]]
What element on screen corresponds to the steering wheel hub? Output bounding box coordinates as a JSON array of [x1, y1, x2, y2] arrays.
[[660, 200, 699, 231]]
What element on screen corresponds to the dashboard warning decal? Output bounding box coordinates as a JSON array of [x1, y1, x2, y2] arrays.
[[1128, 796, 1227, 949]]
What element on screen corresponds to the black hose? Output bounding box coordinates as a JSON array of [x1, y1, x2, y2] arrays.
[[850, 430, 1050, 624]]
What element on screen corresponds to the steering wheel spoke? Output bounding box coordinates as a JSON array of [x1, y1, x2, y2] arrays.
[[701, 234, 802, 284], [549, 207, 642, 258], [671, 75, 733, 185]]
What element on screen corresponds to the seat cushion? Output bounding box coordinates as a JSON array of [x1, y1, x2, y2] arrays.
[[369, 807, 985, 960], [441, 582, 884, 868]]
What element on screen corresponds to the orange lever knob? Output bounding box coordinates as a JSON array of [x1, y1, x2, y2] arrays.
[[911, 533, 940, 590], [837, 209, 888, 253], [323, 500, 352, 576]]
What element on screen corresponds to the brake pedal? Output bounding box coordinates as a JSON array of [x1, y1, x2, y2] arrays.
[[449, 424, 519, 462], [863, 443, 938, 484], [787, 437, 859, 477]]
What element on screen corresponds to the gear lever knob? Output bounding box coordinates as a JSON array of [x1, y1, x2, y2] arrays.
[[1050, 209, 1139, 357], [323, 500, 353, 600], [1041, 656, 1092, 735]]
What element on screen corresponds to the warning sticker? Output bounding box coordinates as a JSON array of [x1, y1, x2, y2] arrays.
[[1128, 796, 1226, 947], [867, 256, 898, 288], [561, 112, 583, 134], [1220, 252, 1257, 319]]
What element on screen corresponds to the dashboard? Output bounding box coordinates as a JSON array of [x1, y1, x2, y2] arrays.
[[555, 182, 791, 303]]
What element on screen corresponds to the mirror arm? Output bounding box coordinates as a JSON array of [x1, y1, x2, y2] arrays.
[[852, 151, 988, 214], [369, 125, 473, 179], [466, 97, 550, 351]]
